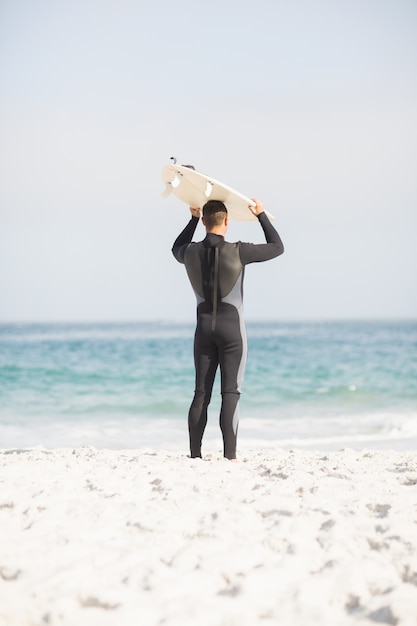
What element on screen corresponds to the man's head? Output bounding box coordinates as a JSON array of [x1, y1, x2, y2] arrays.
[[202, 200, 228, 233]]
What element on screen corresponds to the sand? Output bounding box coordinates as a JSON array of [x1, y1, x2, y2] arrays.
[[1, 446, 417, 626]]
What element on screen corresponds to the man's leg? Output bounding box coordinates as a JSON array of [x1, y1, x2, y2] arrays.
[[218, 319, 247, 460], [188, 330, 218, 458]]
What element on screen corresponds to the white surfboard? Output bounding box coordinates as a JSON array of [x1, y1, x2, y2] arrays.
[[161, 162, 275, 221]]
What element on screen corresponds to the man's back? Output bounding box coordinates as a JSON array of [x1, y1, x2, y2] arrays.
[[173, 211, 284, 316]]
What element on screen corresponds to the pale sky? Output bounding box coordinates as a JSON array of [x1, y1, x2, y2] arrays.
[[1, 0, 416, 322]]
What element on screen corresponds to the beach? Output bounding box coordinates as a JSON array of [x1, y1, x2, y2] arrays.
[[1, 446, 417, 626], [1, 321, 417, 624]]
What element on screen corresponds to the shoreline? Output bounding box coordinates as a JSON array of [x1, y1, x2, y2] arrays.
[[1, 447, 417, 625], [1, 411, 417, 453]]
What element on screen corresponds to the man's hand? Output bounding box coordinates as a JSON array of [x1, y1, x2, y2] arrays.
[[190, 207, 201, 218], [248, 198, 265, 217]]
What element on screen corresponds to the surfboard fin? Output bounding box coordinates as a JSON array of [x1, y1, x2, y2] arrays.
[[204, 181, 213, 198], [162, 183, 172, 198]]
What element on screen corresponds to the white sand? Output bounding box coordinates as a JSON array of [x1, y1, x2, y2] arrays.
[[1, 447, 417, 626]]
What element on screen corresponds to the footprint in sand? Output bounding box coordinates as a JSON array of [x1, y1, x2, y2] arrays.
[[367, 504, 391, 519]]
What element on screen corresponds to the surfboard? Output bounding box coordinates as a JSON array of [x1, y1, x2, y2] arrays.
[[161, 162, 275, 221]]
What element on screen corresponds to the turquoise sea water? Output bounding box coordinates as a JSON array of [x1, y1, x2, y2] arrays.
[[0, 321, 416, 451]]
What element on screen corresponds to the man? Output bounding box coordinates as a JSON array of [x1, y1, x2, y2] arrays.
[[172, 198, 284, 460]]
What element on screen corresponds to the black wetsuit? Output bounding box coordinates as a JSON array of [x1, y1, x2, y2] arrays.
[[172, 212, 284, 459]]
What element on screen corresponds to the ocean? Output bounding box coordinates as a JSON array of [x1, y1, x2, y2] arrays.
[[1, 321, 416, 451]]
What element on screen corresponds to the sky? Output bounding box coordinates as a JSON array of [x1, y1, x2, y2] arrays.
[[1, 0, 416, 323]]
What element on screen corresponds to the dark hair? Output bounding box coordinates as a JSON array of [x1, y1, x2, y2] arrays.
[[202, 200, 227, 229]]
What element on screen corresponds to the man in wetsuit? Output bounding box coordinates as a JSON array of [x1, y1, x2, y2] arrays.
[[172, 198, 284, 460]]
